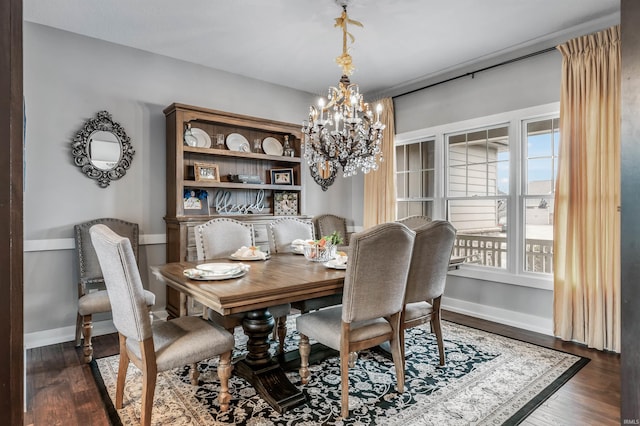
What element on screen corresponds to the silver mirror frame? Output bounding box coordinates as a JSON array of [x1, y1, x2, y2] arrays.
[[309, 160, 337, 191], [71, 110, 135, 188]]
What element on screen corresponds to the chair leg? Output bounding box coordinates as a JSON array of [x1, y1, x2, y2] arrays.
[[340, 347, 350, 418], [139, 339, 157, 426], [217, 351, 233, 411], [389, 313, 405, 394], [276, 316, 287, 355], [432, 297, 445, 366], [115, 334, 130, 410], [299, 334, 310, 384], [81, 314, 93, 363], [75, 313, 83, 347], [348, 351, 358, 368], [189, 363, 199, 385]]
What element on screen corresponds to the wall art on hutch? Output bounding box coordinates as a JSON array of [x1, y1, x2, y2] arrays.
[[270, 168, 294, 185], [274, 192, 298, 216], [194, 162, 220, 182], [183, 189, 210, 215]]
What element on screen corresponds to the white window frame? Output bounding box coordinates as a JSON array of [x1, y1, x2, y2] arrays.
[[394, 102, 559, 290]]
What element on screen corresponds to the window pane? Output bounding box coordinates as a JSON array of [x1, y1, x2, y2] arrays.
[[524, 195, 554, 273], [448, 199, 507, 269], [408, 171, 421, 198], [397, 172, 406, 198], [395, 145, 405, 172], [408, 143, 421, 170], [422, 170, 434, 198], [396, 201, 432, 217], [526, 118, 559, 195], [422, 141, 435, 169], [527, 158, 553, 193]]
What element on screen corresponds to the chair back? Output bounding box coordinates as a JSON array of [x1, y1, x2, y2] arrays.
[[405, 220, 457, 303], [396, 215, 432, 230], [195, 218, 254, 260], [314, 214, 349, 244], [89, 224, 152, 343], [74, 218, 139, 287], [269, 217, 314, 253], [342, 222, 415, 323]]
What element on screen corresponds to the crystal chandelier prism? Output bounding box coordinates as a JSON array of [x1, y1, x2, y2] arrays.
[[302, 0, 385, 180]]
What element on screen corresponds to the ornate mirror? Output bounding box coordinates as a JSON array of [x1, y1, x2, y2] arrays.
[[71, 111, 135, 187], [310, 160, 337, 191]]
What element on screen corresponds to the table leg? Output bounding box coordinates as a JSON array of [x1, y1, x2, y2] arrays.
[[234, 308, 306, 413]]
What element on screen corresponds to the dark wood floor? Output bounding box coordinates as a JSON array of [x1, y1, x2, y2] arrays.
[[24, 311, 620, 425]]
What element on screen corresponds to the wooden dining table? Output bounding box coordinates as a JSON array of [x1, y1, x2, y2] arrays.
[[154, 253, 346, 413]]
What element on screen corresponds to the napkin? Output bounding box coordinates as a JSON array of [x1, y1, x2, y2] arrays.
[[291, 239, 308, 246], [233, 246, 268, 259], [334, 251, 348, 266]]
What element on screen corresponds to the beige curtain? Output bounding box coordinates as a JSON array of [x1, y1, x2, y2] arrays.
[[554, 26, 620, 352], [363, 97, 396, 228]]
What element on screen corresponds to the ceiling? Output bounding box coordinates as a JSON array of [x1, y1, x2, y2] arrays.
[[23, 0, 620, 99]]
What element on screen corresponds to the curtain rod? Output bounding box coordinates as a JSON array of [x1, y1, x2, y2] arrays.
[[392, 46, 557, 99]]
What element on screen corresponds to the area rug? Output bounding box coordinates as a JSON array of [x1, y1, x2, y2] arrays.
[[92, 319, 588, 425]]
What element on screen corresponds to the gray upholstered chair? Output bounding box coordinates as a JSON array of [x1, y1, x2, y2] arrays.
[[90, 224, 235, 426], [290, 214, 348, 314], [269, 217, 315, 253], [74, 218, 155, 363], [396, 215, 432, 230], [296, 222, 415, 418], [402, 220, 457, 366], [195, 218, 291, 354], [313, 213, 351, 248]]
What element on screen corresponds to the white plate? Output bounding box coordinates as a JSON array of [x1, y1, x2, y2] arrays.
[[183, 268, 247, 281], [226, 133, 250, 152], [190, 128, 211, 148], [263, 137, 283, 156], [196, 263, 242, 275], [229, 253, 270, 261], [323, 260, 347, 270]]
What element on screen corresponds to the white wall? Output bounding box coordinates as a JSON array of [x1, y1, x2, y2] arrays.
[[394, 50, 563, 334], [23, 23, 361, 347]]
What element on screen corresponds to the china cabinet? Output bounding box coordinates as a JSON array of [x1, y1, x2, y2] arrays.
[[163, 103, 308, 317]]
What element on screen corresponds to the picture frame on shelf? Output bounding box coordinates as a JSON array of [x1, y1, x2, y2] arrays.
[[274, 192, 298, 216], [183, 189, 210, 215], [194, 162, 220, 182], [270, 168, 294, 185]]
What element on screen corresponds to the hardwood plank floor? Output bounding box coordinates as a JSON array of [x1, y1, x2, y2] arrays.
[[23, 312, 620, 425]]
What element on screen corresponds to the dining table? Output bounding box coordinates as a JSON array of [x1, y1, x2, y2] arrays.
[[154, 252, 346, 413]]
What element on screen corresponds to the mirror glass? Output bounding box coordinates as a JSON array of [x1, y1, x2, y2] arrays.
[[89, 130, 121, 170]]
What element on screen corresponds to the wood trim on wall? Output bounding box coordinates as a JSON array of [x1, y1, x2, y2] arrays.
[[621, 0, 640, 422], [0, 0, 23, 423]]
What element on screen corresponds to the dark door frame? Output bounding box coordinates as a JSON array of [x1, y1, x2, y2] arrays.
[[0, 0, 24, 424]]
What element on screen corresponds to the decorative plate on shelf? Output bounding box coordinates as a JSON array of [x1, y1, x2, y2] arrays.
[[263, 137, 283, 156], [226, 133, 250, 152], [190, 128, 211, 148]]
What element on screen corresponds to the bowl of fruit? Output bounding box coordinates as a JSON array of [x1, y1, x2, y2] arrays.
[[302, 231, 343, 262]]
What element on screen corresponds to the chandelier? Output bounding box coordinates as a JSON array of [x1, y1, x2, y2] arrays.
[[302, 0, 385, 181]]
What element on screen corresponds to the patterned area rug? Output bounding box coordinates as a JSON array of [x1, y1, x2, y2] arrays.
[[92, 319, 588, 425]]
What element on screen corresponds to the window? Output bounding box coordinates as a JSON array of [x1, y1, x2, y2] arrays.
[[394, 104, 560, 288], [523, 118, 559, 273], [396, 140, 435, 219], [446, 125, 510, 269]]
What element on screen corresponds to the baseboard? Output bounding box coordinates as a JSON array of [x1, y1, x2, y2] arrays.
[[442, 296, 553, 336], [25, 301, 553, 349], [23, 310, 168, 349]]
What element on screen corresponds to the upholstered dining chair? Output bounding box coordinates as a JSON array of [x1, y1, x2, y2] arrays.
[[396, 215, 432, 230], [90, 224, 235, 426], [74, 218, 155, 363], [402, 220, 457, 367], [268, 217, 315, 253], [296, 222, 415, 418], [195, 218, 291, 354], [313, 213, 351, 248]]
